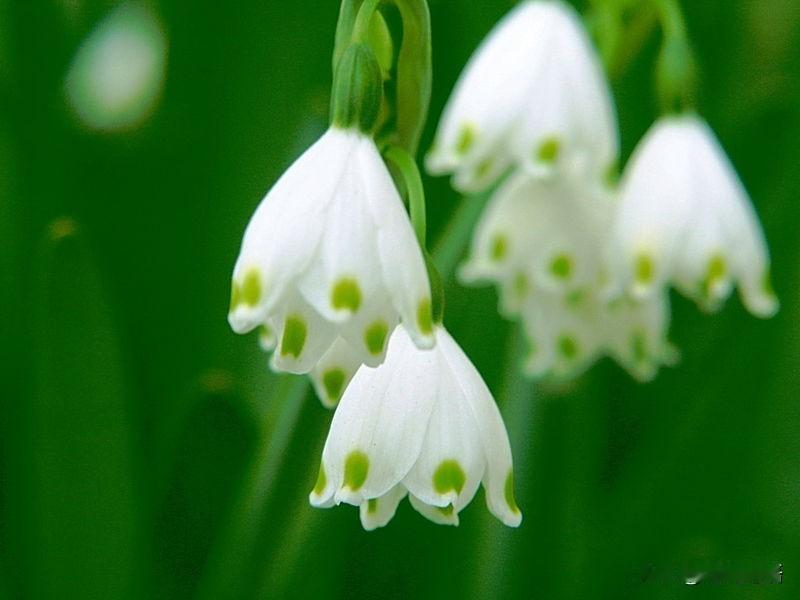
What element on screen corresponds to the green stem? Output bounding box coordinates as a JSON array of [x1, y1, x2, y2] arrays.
[[351, 0, 381, 44], [383, 145, 426, 248]]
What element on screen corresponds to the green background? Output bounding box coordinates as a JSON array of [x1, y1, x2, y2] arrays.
[[1, 0, 798, 598]]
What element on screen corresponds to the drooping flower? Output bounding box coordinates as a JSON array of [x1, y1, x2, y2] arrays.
[[459, 172, 613, 317], [228, 127, 435, 384], [608, 114, 778, 318], [310, 325, 522, 529], [520, 288, 676, 382], [426, 0, 617, 192]]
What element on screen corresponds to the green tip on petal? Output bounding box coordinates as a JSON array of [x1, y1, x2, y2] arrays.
[[437, 504, 454, 516], [331, 277, 362, 313], [513, 272, 529, 298], [313, 463, 327, 496], [229, 281, 242, 312], [417, 298, 433, 336], [490, 234, 508, 262], [558, 334, 579, 361], [549, 253, 573, 280], [239, 268, 262, 307], [364, 320, 389, 356], [631, 331, 647, 364], [504, 470, 519, 514], [536, 136, 560, 164], [634, 253, 654, 286], [475, 158, 494, 181], [367, 498, 378, 514], [455, 123, 476, 155], [280, 315, 307, 358], [433, 460, 466, 495], [702, 253, 727, 297], [322, 368, 346, 403], [344, 451, 369, 491]]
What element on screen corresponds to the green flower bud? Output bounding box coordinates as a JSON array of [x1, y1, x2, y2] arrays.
[[656, 31, 698, 114], [331, 43, 383, 133]]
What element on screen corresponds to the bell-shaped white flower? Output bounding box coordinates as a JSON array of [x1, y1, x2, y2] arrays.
[[426, 0, 617, 192], [459, 172, 613, 317], [228, 127, 435, 378], [520, 289, 676, 382], [608, 114, 778, 318], [309, 325, 522, 529]]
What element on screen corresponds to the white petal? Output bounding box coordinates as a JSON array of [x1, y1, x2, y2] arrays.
[[368, 182, 434, 351], [408, 493, 460, 526], [359, 484, 408, 531], [402, 352, 485, 510], [296, 132, 388, 323], [521, 289, 603, 381], [435, 328, 522, 527], [229, 129, 343, 333], [316, 326, 438, 506], [309, 337, 363, 408], [602, 294, 676, 382], [269, 293, 337, 375], [338, 290, 400, 368]]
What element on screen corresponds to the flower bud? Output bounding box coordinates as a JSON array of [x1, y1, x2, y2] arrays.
[[331, 43, 383, 133]]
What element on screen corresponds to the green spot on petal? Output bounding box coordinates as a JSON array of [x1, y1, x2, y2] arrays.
[[437, 504, 454, 516], [433, 460, 466, 495], [490, 234, 508, 262], [558, 334, 579, 361], [367, 498, 378, 514], [313, 463, 326, 495], [229, 281, 241, 312], [241, 268, 261, 307], [565, 289, 586, 307], [455, 123, 476, 155], [475, 158, 493, 180], [280, 315, 307, 358], [364, 320, 389, 356], [550, 253, 573, 280], [536, 136, 560, 163], [605, 160, 619, 187], [322, 368, 346, 402], [702, 253, 727, 298], [634, 253, 654, 286], [513, 272, 529, 298], [762, 268, 776, 298], [344, 451, 369, 491], [331, 277, 361, 313], [504, 470, 519, 514], [417, 298, 433, 336], [631, 331, 647, 364]]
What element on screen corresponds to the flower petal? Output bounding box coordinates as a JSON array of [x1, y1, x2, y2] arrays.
[[408, 493, 460, 526], [269, 293, 337, 375], [309, 337, 363, 408], [359, 484, 408, 531]]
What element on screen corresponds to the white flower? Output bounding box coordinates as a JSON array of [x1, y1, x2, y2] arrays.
[[65, 1, 167, 132], [459, 172, 613, 317], [426, 0, 617, 192], [229, 127, 435, 380], [309, 325, 522, 529], [521, 289, 676, 382], [608, 115, 778, 317]]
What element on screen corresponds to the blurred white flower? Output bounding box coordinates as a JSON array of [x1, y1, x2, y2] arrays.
[[426, 0, 617, 192], [65, 1, 167, 132], [310, 325, 521, 529], [229, 127, 434, 381], [459, 172, 613, 317], [521, 289, 676, 382], [608, 114, 778, 317]]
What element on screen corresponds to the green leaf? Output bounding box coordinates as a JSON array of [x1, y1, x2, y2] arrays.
[[155, 370, 257, 598], [29, 219, 143, 599]]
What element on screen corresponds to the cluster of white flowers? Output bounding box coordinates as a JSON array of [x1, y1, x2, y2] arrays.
[[228, 32, 521, 528], [428, 0, 777, 383]]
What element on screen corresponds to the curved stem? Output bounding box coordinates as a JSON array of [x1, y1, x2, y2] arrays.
[[351, 0, 382, 44], [384, 145, 426, 249]]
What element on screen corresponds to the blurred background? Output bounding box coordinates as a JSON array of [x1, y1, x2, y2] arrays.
[[1, 0, 798, 598]]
